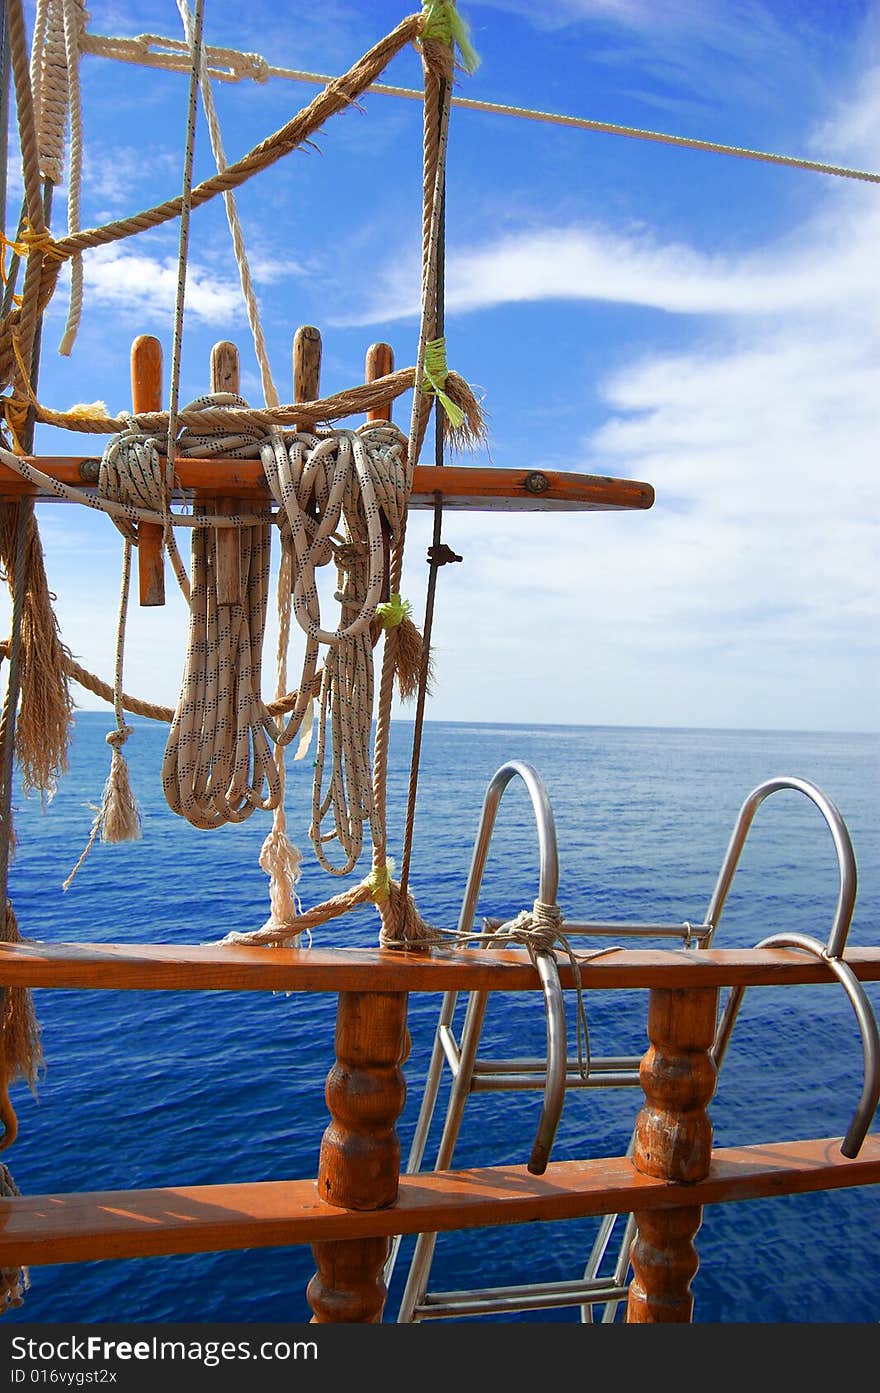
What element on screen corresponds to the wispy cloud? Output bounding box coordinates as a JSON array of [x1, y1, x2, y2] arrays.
[[77, 244, 246, 326]]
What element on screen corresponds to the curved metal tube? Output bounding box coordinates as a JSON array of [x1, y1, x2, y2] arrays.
[[456, 761, 560, 938], [457, 761, 566, 1175], [713, 932, 880, 1157], [704, 776, 857, 956]]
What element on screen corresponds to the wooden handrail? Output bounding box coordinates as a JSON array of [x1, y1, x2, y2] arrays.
[[0, 1136, 877, 1268], [1, 941, 879, 993]]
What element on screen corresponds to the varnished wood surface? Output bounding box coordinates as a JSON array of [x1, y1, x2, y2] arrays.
[[3, 457, 654, 512], [309, 991, 408, 1322], [130, 336, 165, 606], [0, 1135, 876, 1268], [0, 941, 878, 993], [627, 987, 718, 1322], [208, 340, 243, 606]]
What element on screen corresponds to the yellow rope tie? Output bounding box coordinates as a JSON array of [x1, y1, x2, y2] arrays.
[[3, 226, 68, 263], [362, 860, 394, 905], [376, 593, 411, 629], [423, 337, 465, 429], [420, 0, 481, 74]]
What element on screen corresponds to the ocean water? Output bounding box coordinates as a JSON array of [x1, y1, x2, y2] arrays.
[[3, 715, 879, 1324]]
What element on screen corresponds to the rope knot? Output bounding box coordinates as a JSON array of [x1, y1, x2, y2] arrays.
[[105, 725, 133, 750], [233, 51, 270, 83], [19, 226, 67, 263], [362, 861, 394, 905], [423, 337, 466, 429], [376, 593, 411, 629]]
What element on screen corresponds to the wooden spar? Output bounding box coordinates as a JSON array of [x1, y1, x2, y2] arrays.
[[130, 335, 165, 607], [208, 341, 242, 605], [2, 456, 655, 512]]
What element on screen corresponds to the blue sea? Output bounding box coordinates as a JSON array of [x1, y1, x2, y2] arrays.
[[4, 715, 879, 1324]]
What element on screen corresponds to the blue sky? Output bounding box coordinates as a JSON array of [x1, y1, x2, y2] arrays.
[[6, 0, 880, 731]]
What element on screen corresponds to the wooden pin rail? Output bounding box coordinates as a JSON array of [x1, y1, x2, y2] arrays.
[[0, 456, 654, 512]]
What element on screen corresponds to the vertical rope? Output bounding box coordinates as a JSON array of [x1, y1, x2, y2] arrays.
[[176, 0, 280, 409], [165, 0, 206, 487], [369, 38, 453, 946], [398, 154, 447, 906]]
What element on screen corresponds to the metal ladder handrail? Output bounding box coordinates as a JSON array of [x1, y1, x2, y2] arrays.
[[579, 775, 869, 1321], [702, 776, 858, 952], [390, 761, 569, 1318], [699, 775, 879, 1156]]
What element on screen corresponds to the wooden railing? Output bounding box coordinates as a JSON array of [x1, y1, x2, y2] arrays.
[[1, 942, 879, 1323]]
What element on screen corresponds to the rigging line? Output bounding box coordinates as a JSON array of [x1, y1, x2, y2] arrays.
[[78, 30, 880, 186], [398, 77, 449, 910]]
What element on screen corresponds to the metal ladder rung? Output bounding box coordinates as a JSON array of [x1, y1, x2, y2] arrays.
[[414, 1277, 632, 1321]]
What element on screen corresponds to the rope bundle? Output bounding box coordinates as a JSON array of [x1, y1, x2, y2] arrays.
[[162, 394, 278, 829], [263, 422, 410, 872]]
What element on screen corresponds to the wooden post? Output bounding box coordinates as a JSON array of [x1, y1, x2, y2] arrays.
[[365, 343, 394, 609], [307, 991, 409, 1323], [365, 342, 394, 423], [293, 325, 322, 408], [131, 335, 165, 606], [626, 986, 718, 1324], [209, 340, 242, 606]]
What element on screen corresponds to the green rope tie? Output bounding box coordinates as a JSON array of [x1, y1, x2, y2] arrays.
[[376, 593, 412, 629], [423, 337, 465, 428], [421, 0, 481, 74], [363, 860, 394, 905]]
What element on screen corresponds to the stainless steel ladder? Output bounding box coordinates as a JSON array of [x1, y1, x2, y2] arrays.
[[388, 763, 878, 1323]]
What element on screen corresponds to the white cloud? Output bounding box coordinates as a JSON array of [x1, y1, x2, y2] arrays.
[[80, 244, 245, 325]]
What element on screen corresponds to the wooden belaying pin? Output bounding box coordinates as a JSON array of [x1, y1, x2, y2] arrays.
[[365, 341, 394, 424], [365, 342, 394, 606], [210, 340, 242, 606], [131, 335, 165, 606], [293, 325, 322, 408]]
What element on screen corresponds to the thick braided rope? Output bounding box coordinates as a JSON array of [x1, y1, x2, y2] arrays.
[[165, 0, 204, 479], [3, 364, 482, 441], [0, 12, 424, 401], [370, 38, 453, 944], [6, 0, 53, 412], [50, 13, 425, 262]]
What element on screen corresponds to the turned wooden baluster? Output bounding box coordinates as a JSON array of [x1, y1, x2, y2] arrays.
[[131, 335, 165, 606], [307, 991, 409, 1323], [626, 986, 719, 1324]]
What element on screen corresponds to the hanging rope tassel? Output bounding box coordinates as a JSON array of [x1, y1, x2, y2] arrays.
[[0, 901, 43, 1149], [258, 823, 303, 940], [422, 337, 487, 453], [0, 503, 74, 800], [376, 593, 433, 702], [97, 726, 142, 844], [0, 1160, 27, 1313]]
